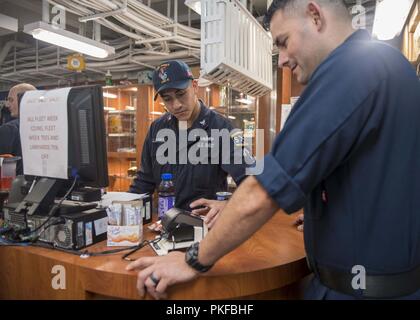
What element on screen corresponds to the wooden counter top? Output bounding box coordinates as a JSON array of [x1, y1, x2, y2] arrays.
[[0, 211, 310, 300]]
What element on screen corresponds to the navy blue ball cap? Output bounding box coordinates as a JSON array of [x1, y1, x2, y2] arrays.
[[153, 60, 194, 100]]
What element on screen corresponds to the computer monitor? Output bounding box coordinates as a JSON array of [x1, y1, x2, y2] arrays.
[[67, 85, 108, 188], [15, 85, 109, 216]]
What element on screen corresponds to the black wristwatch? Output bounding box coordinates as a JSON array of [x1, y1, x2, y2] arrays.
[[185, 242, 213, 273]]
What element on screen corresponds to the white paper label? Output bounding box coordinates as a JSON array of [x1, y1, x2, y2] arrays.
[[85, 222, 93, 246], [20, 88, 71, 179], [94, 217, 108, 236]]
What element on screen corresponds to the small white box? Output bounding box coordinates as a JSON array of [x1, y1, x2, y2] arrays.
[[106, 200, 143, 246]]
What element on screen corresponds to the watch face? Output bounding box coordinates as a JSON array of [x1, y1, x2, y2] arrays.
[[185, 242, 213, 273], [186, 243, 198, 264], [186, 247, 194, 261]]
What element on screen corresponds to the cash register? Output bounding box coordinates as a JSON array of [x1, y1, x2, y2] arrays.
[[150, 208, 208, 256]]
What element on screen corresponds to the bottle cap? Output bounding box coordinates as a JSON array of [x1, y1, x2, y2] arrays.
[[161, 173, 173, 180]]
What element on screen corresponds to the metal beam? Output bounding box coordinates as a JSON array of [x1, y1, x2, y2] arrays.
[[0, 13, 18, 33]]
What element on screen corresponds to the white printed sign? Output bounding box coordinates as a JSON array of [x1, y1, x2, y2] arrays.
[[94, 217, 109, 236], [20, 88, 71, 179]]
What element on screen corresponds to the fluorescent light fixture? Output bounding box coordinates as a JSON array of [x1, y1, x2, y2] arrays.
[[103, 92, 118, 99], [372, 0, 414, 40], [151, 111, 164, 115], [104, 106, 116, 111], [185, 0, 201, 15], [23, 21, 115, 58], [228, 115, 236, 120], [125, 106, 136, 111]]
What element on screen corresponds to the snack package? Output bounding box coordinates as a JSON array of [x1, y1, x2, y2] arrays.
[[124, 204, 141, 226], [106, 203, 122, 226], [107, 225, 142, 246], [107, 200, 143, 246]]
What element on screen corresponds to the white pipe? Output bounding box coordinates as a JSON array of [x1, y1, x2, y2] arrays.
[[136, 35, 200, 47], [96, 0, 119, 10], [0, 41, 28, 66], [129, 59, 155, 69], [79, 7, 127, 22], [50, 0, 200, 43], [2, 49, 197, 76], [119, 12, 172, 37], [86, 49, 193, 67], [129, 0, 173, 24], [136, 36, 179, 45], [1, 43, 199, 72]]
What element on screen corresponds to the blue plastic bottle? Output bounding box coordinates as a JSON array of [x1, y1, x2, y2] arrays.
[[158, 173, 175, 219]]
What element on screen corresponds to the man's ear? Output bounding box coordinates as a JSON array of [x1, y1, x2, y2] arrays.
[[192, 79, 199, 94], [306, 1, 324, 31]]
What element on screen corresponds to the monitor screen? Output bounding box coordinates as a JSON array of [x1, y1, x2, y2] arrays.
[[67, 85, 108, 188]]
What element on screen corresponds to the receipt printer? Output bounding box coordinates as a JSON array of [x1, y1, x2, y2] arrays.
[[150, 208, 208, 256]]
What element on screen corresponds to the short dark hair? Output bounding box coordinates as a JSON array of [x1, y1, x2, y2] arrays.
[[263, 0, 347, 31], [263, 0, 295, 30]]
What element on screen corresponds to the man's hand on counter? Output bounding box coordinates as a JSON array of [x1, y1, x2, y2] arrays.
[[127, 177, 280, 300], [190, 198, 227, 229], [126, 251, 198, 300]]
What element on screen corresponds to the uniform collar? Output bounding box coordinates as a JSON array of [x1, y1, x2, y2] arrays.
[[344, 29, 371, 43], [190, 100, 210, 130], [308, 29, 372, 83], [165, 100, 210, 131]]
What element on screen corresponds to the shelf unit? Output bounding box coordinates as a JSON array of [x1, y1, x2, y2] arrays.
[[402, 0, 420, 64], [102, 81, 262, 191], [103, 84, 158, 192]]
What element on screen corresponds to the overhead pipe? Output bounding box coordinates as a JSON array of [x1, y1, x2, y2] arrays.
[[0, 0, 202, 84], [79, 0, 127, 22], [0, 41, 28, 67], [1, 49, 199, 78]]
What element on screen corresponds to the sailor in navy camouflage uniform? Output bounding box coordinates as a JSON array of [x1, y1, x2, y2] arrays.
[[129, 60, 253, 223]]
